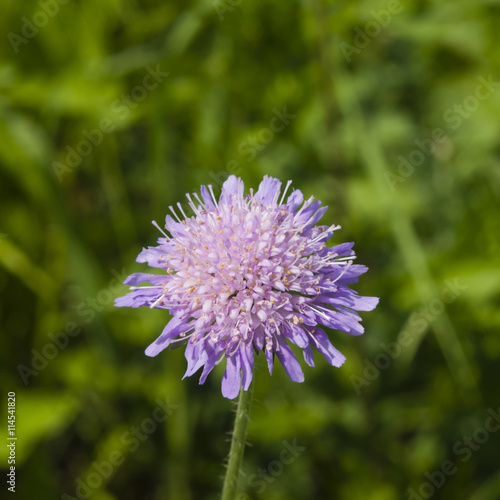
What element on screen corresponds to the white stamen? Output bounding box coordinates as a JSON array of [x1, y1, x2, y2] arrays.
[[279, 180, 293, 206], [185, 193, 201, 216], [333, 256, 356, 262], [193, 192, 206, 210], [293, 195, 315, 219], [331, 260, 353, 283], [305, 224, 341, 247], [150, 294, 166, 309], [207, 185, 219, 207], [152, 220, 168, 238], [177, 202, 188, 220], [308, 304, 334, 321], [169, 206, 181, 222], [129, 285, 162, 290]]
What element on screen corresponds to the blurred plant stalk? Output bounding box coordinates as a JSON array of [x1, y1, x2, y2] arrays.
[[221, 380, 254, 500]]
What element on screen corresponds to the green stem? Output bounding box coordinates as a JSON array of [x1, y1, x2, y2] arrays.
[[221, 382, 254, 500]]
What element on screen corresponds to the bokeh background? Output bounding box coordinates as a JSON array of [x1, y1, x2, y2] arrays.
[[1, 0, 500, 499]]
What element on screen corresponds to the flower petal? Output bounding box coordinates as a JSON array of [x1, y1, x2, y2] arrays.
[[321, 288, 379, 311], [183, 338, 209, 378], [286, 323, 309, 348], [115, 288, 161, 308], [240, 342, 254, 390], [255, 176, 282, 204], [221, 354, 241, 399], [124, 273, 166, 286], [303, 343, 315, 367], [296, 200, 322, 224], [136, 246, 167, 268], [303, 206, 328, 229], [145, 316, 189, 356], [199, 342, 223, 384], [286, 189, 303, 212], [220, 175, 243, 206], [276, 337, 304, 382], [200, 185, 216, 210], [308, 328, 346, 367], [265, 347, 274, 374], [329, 242, 355, 257]]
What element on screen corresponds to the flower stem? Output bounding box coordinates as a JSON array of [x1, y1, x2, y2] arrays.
[[221, 382, 254, 500]]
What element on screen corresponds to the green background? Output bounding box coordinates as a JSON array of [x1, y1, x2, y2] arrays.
[[1, 0, 500, 499]]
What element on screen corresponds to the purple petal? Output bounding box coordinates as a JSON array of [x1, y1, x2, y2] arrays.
[[136, 246, 167, 268], [200, 185, 215, 210], [354, 295, 379, 311], [321, 289, 379, 311], [303, 206, 328, 229], [199, 342, 223, 384], [220, 175, 243, 206], [164, 216, 189, 238], [222, 175, 240, 195], [276, 337, 304, 382], [303, 343, 315, 367], [124, 273, 166, 286], [296, 200, 322, 224], [114, 294, 136, 307], [322, 264, 369, 285], [308, 328, 346, 367], [286, 323, 309, 348], [240, 342, 254, 390], [265, 347, 274, 374], [222, 354, 241, 399], [183, 338, 209, 377], [114, 288, 160, 308], [253, 327, 264, 351], [255, 176, 282, 204], [334, 265, 369, 285], [286, 189, 303, 212], [329, 309, 365, 336], [145, 316, 190, 356], [329, 242, 355, 257]]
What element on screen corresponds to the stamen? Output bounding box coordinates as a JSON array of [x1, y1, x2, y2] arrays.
[[305, 224, 341, 247], [177, 202, 188, 220], [207, 185, 219, 207], [129, 285, 162, 290], [193, 192, 206, 210], [331, 260, 353, 283], [308, 304, 334, 321], [169, 206, 181, 222], [293, 195, 315, 219], [185, 193, 201, 216], [332, 256, 356, 262], [150, 294, 166, 309], [152, 220, 169, 238], [279, 180, 293, 206]]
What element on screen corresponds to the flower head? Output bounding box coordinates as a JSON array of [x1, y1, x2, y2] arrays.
[[115, 176, 378, 398]]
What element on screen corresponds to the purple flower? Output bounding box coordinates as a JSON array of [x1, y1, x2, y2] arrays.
[[115, 176, 378, 399]]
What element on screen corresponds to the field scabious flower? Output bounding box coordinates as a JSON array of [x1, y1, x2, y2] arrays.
[[115, 176, 378, 399]]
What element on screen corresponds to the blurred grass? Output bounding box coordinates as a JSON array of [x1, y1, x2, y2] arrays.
[[1, 0, 500, 499]]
